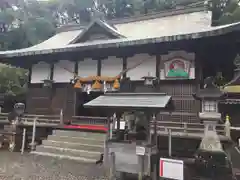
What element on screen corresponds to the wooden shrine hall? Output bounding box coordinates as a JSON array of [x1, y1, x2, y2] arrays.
[[0, 4, 240, 124]]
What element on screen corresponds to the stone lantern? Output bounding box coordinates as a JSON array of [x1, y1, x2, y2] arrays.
[[141, 72, 157, 86], [14, 103, 25, 117], [42, 79, 54, 88], [193, 77, 226, 152], [140, 73, 158, 93]]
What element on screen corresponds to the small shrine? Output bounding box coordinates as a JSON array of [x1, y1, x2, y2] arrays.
[[220, 54, 240, 125], [220, 54, 240, 141]]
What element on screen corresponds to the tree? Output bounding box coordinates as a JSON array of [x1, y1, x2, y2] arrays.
[[208, 0, 240, 26], [0, 0, 57, 50], [0, 65, 28, 96]]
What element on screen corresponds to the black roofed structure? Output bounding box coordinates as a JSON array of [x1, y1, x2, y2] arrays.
[[84, 93, 171, 109], [0, 3, 239, 125]]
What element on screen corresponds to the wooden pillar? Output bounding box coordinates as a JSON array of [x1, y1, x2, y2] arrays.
[[122, 56, 127, 78], [25, 64, 32, 113], [73, 61, 78, 116], [49, 61, 55, 115], [97, 59, 101, 76], [63, 60, 79, 123], [155, 54, 161, 79], [194, 51, 203, 118]]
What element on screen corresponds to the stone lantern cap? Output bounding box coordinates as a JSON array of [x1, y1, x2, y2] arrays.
[[193, 77, 225, 100], [141, 72, 157, 86], [42, 79, 54, 88]]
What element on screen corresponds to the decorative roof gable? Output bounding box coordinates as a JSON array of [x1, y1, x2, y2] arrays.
[[71, 19, 125, 43]]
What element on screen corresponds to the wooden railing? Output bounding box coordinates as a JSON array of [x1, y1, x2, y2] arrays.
[[22, 114, 60, 126], [71, 116, 229, 136], [71, 116, 108, 125], [0, 113, 231, 137]]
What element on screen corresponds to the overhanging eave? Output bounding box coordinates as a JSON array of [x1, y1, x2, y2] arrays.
[[84, 93, 172, 110]]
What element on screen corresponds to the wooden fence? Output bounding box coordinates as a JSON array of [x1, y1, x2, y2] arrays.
[[0, 113, 232, 138], [71, 115, 230, 139], [71, 116, 108, 125]]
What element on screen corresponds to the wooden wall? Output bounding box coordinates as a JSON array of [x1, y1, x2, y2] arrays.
[[27, 49, 201, 123], [26, 84, 75, 122]]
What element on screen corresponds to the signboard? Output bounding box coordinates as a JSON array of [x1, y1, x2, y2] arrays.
[[159, 158, 184, 180], [136, 146, 145, 156]]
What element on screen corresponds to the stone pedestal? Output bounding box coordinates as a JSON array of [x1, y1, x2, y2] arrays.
[[4, 123, 23, 152]]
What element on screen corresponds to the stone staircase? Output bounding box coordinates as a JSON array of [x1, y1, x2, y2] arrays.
[[31, 130, 105, 163]]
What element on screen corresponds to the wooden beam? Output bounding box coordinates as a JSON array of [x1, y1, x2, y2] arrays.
[[28, 66, 32, 85], [97, 59, 101, 76], [122, 56, 127, 78], [74, 61, 78, 75], [156, 55, 160, 78], [50, 63, 54, 81]]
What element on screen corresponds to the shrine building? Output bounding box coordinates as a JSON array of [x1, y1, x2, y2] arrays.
[[0, 4, 240, 124]]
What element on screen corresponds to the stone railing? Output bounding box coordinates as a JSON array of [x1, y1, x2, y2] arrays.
[[150, 121, 226, 135], [0, 113, 61, 127]]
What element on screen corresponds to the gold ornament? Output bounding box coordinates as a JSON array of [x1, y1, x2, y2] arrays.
[[74, 80, 82, 89], [92, 80, 102, 90], [113, 79, 120, 89]]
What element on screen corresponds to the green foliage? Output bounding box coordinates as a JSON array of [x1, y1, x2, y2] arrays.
[[0, 0, 56, 50], [0, 65, 28, 96], [211, 0, 240, 25]]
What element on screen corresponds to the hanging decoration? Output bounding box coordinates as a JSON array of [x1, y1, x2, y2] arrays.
[[113, 79, 120, 90], [56, 56, 152, 92], [73, 79, 82, 89], [92, 80, 102, 90], [103, 81, 108, 93]]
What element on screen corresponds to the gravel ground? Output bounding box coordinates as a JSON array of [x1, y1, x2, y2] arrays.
[[0, 151, 107, 180]]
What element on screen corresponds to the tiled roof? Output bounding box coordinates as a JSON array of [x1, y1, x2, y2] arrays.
[[1, 20, 240, 58], [1, 29, 83, 54], [114, 10, 211, 39]]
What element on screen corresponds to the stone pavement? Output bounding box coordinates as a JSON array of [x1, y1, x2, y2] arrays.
[[0, 151, 107, 180]]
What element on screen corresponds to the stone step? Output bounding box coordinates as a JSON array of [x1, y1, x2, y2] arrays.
[[36, 145, 101, 159], [47, 135, 104, 145], [31, 151, 96, 163], [42, 140, 104, 152], [53, 130, 106, 140]]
